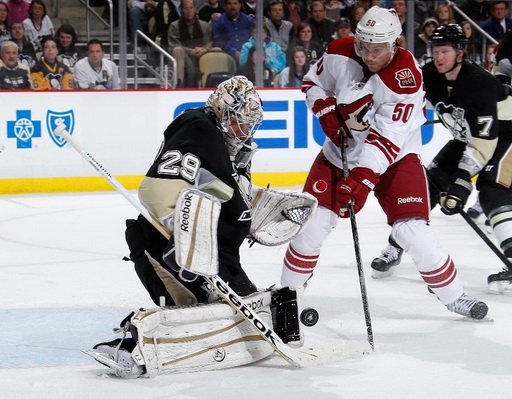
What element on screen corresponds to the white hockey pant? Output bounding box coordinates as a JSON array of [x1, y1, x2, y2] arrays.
[[281, 206, 338, 287], [130, 290, 274, 377], [391, 218, 463, 304]]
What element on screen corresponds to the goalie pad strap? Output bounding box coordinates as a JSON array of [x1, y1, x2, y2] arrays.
[[173, 188, 221, 276]]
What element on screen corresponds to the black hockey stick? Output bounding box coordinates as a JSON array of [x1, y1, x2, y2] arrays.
[[426, 169, 512, 269], [340, 133, 375, 351], [54, 125, 372, 368]]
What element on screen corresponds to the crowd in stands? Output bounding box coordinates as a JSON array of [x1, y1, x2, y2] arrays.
[[0, 0, 512, 89], [0, 0, 119, 89]]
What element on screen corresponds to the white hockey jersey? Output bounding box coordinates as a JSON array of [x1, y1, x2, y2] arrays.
[[303, 36, 426, 175], [73, 57, 120, 90]]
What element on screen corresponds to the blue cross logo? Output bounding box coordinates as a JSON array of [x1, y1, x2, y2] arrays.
[[7, 110, 42, 149]]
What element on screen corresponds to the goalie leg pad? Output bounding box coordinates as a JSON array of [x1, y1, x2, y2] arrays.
[[250, 186, 318, 246], [173, 188, 221, 277], [130, 290, 275, 377]]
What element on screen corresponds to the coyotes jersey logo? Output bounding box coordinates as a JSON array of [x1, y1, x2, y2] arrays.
[[395, 69, 416, 88], [338, 93, 374, 134]]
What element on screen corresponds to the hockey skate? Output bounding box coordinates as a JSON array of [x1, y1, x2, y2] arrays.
[[488, 268, 512, 293], [84, 338, 144, 379], [371, 238, 403, 279], [446, 293, 488, 320]]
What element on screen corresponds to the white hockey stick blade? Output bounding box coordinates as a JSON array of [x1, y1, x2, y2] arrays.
[[82, 349, 131, 373]]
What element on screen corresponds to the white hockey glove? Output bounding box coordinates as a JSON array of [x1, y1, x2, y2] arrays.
[[249, 186, 318, 246]]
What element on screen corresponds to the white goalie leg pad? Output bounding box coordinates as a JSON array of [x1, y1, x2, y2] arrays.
[[130, 290, 275, 377], [250, 186, 318, 246], [173, 188, 221, 276]]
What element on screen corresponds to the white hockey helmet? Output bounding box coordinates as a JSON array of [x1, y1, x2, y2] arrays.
[[206, 75, 263, 157], [355, 6, 402, 49]]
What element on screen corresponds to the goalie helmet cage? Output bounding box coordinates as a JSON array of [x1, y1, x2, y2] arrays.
[[53, 124, 372, 369]]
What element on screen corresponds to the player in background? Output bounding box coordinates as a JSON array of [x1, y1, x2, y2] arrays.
[[279, 7, 489, 320], [371, 24, 512, 292], [85, 76, 317, 378]]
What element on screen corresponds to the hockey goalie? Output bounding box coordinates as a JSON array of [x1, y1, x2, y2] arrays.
[[84, 76, 318, 378]]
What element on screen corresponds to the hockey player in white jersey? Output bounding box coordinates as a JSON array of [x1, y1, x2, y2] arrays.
[[280, 6, 489, 320], [73, 39, 119, 89]]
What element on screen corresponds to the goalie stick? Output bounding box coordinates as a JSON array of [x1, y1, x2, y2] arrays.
[[54, 125, 371, 368]]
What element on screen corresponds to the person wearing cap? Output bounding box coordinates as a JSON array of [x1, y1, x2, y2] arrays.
[[332, 16, 354, 39], [414, 17, 439, 64]]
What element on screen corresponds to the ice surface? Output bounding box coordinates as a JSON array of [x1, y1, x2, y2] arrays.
[[1, 190, 511, 399]]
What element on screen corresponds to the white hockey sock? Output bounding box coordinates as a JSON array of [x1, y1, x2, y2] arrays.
[[281, 244, 319, 287]]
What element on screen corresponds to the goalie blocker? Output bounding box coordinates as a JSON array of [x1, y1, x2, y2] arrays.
[[85, 287, 304, 378]]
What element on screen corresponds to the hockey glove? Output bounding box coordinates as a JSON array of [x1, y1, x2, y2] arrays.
[[439, 169, 473, 215], [313, 97, 343, 146], [337, 167, 379, 218]]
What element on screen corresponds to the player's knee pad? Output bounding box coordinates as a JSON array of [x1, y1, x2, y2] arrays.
[[391, 217, 446, 268], [129, 290, 275, 377], [289, 206, 338, 254], [479, 183, 512, 216], [481, 184, 512, 256]]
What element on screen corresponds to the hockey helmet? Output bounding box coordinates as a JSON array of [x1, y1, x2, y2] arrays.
[[430, 24, 467, 52], [206, 75, 263, 157], [355, 6, 402, 48]]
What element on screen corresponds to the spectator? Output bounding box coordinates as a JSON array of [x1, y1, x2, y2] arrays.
[[235, 45, 273, 87], [0, 2, 10, 44], [56, 24, 83, 71], [265, 0, 294, 52], [482, 1, 512, 42], [241, 0, 257, 16], [332, 16, 353, 40], [240, 21, 286, 76], [73, 39, 119, 89], [198, 0, 225, 22], [456, 0, 490, 26], [287, 21, 324, 65], [129, 0, 159, 45], [277, 45, 309, 87], [31, 36, 73, 90], [325, 0, 342, 22], [7, 0, 30, 23], [168, 0, 212, 88], [482, 42, 497, 71], [152, 0, 180, 46], [0, 40, 31, 89], [391, 0, 419, 41], [306, 0, 336, 48], [414, 17, 439, 65], [23, 0, 54, 52], [8, 20, 36, 68], [435, 4, 456, 25], [349, 5, 366, 33], [282, 0, 308, 33], [461, 20, 482, 64], [212, 0, 254, 62], [495, 31, 512, 83]]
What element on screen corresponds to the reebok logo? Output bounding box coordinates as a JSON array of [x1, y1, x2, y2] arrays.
[[180, 193, 193, 231], [397, 196, 423, 204], [314, 105, 335, 118]]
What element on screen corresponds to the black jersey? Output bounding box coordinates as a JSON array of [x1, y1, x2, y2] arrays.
[[0, 63, 31, 89], [423, 60, 503, 144], [142, 107, 253, 288]]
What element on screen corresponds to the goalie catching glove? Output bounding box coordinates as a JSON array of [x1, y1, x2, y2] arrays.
[[250, 186, 318, 246]]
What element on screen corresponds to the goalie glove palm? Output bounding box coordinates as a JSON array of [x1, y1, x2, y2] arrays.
[[440, 169, 473, 215], [337, 167, 379, 217]]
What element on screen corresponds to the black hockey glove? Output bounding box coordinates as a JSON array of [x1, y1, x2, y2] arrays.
[[439, 169, 473, 215]]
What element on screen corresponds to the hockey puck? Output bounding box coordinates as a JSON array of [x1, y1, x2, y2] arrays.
[[300, 307, 319, 327]]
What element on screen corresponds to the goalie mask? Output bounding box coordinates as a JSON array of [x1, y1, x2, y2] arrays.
[[206, 76, 264, 158]]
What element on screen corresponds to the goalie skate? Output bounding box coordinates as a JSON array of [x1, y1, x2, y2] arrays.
[[488, 268, 512, 294], [371, 238, 403, 279]]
